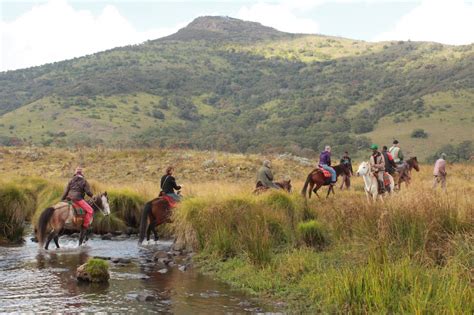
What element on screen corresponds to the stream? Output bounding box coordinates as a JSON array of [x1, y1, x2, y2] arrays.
[[0, 233, 282, 314]]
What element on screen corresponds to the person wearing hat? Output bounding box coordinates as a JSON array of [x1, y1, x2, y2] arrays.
[[369, 144, 386, 193], [61, 167, 94, 229], [319, 145, 337, 186], [433, 153, 447, 191], [256, 160, 280, 189], [389, 140, 404, 165]]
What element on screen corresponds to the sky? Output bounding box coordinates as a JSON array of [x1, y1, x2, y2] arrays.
[[1, 0, 473, 71]]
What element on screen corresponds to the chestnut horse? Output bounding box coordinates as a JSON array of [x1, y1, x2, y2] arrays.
[[37, 193, 110, 249], [394, 157, 420, 190], [138, 197, 174, 244], [301, 164, 350, 198]]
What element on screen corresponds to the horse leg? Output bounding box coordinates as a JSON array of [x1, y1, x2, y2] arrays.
[[45, 232, 54, 250], [79, 227, 86, 246], [146, 221, 155, 243], [314, 185, 321, 199], [54, 235, 60, 249], [151, 221, 159, 242], [326, 186, 332, 198], [308, 183, 314, 199]]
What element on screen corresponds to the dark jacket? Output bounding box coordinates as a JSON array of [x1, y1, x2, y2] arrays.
[[382, 151, 397, 174], [61, 175, 93, 201], [340, 156, 353, 174], [319, 151, 331, 166], [161, 175, 181, 194]]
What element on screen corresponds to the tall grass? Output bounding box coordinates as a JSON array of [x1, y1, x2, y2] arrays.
[[174, 169, 473, 313], [0, 184, 36, 243], [108, 189, 146, 228]]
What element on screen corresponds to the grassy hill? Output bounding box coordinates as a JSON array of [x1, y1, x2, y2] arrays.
[[0, 16, 473, 160]]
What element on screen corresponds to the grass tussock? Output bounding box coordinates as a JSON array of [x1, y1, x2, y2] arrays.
[[0, 183, 36, 243], [92, 213, 126, 235], [108, 189, 146, 228]]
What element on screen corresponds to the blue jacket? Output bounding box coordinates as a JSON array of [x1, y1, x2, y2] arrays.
[[319, 151, 331, 166]]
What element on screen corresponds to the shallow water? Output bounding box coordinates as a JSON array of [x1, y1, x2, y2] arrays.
[[0, 233, 281, 314]]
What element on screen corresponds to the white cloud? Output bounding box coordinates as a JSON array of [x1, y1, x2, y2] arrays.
[[236, 2, 320, 34], [375, 0, 474, 45], [0, 0, 184, 71]]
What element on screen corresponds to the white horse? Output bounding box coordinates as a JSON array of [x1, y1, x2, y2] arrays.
[[356, 161, 394, 203]]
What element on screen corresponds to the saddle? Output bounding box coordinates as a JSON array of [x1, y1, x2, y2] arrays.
[[158, 191, 177, 208], [318, 167, 332, 178], [383, 172, 391, 186]]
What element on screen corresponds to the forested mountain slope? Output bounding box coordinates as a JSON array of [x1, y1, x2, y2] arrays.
[[1, 16, 473, 160]]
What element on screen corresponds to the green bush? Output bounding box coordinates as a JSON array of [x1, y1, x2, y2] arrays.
[[411, 128, 428, 138], [297, 220, 330, 249]]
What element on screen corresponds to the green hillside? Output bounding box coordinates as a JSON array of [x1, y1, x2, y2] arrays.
[[0, 16, 473, 160]]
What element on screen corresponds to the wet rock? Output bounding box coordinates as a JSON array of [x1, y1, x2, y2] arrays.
[[135, 292, 156, 302], [30, 237, 38, 243], [153, 251, 171, 261], [178, 264, 189, 272], [157, 268, 168, 274], [157, 258, 172, 266], [238, 301, 251, 307], [76, 258, 109, 283], [101, 233, 113, 240], [111, 258, 132, 264], [168, 261, 176, 268], [170, 250, 181, 257]]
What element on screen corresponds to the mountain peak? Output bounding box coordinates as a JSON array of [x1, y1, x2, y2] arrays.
[[163, 16, 293, 42]]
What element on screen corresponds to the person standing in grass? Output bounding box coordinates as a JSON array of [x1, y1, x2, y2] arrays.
[[433, 153, 447, 191], [339, 151, 353, 190], [160, 166, 182, 202], [256, 160, 280, 189], [61, 167, 94, 229]]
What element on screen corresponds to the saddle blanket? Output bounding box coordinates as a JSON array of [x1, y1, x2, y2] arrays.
[[161, 195, 177, 208], [383, 173, 391, 186], [319, 167, 332, 178]]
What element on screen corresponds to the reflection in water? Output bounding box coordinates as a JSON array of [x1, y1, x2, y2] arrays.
[[0, 234, 281, 314]]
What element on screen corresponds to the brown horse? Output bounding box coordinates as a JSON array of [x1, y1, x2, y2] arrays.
[[301, 164, 350, 198], [394, 157, 420, 190], [253, 180, 292, 194], [37, 193, 110, 250], [138, 197, 174, 244]]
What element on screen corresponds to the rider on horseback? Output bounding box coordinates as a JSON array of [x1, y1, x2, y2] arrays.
[[61, 167, 94, 230], [256, 160, 280, 189], [389, 140, 404, 165], [319, 145, 336, 186], [382, 146, 397, 175], [369, 144, 386, 193], [160, 166, 182, 202]]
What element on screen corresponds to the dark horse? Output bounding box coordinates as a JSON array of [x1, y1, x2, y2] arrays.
[[301, 164, 350, 198], [138, 197, 174, 244], [37, 193, 110, 250], [253, 180, 292, 194], [394, 157, 420, 190]]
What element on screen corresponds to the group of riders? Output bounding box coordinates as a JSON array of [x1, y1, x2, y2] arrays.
[[61, 140, 410, 232], [259, 139, 410, 194]]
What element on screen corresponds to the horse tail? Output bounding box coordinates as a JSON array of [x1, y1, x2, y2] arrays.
[[301, 172, 312, 198], [37, 207, 55, 245], [138, 201, 152, 244]]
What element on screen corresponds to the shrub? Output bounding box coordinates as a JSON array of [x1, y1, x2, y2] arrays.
[[297, 220, 330, 249], [411, 128, 428, 138]]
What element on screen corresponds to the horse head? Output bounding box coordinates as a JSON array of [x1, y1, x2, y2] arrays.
[[356, 161, 370, 176], [91, 192, 111, 216], [409, 157, 420, 172]]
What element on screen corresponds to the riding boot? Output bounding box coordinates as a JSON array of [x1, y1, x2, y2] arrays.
[[378, 180, 385, 193]]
